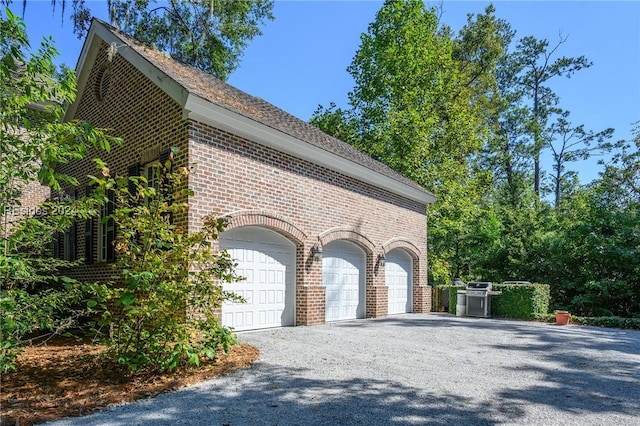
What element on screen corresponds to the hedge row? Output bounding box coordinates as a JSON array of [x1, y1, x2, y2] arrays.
[[433, 285, 640, 330], [540, 314, 640, 330], [491, 283, 550, 320]]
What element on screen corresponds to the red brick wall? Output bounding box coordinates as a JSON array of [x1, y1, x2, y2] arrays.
[[1, 179, 50, 237], [188, 121, 430, 325]]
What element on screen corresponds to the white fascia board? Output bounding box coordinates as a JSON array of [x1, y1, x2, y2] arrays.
[[64, 26, 101, 121], [65, 21, 188, 121], [185, 94, 436, 205]]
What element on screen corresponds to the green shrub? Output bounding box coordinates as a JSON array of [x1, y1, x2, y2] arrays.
[[572, 316, 640, 329], [90, 160, 244, 373], [542, 314, 640, 330], [537, 313, 556, 323], [0, 9, 119, 373], [491, 283, 550, 320]]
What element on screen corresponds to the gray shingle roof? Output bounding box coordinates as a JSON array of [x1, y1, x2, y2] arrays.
[[96, 19, 434, 199]]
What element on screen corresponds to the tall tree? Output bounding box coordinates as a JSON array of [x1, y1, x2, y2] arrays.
[[450, 3, 513, 121], [6, 0, 274, 80], [0, 8, 119, 372], [604, 123, 640, 202], [545, 110, 616, 207], [488, 37, 533, 210], [309, 102, 361, 149], [510, 35, 592, 199], [312, 1, 511, 283]]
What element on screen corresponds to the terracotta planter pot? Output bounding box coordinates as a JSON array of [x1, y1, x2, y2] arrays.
[[555, 310, 571, 325]]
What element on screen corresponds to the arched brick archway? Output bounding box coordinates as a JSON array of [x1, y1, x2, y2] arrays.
[[218, 210, 308, 331], [222, 210, 307, 245], [317, 227, 376, 320], [318, 227, 375, 254], [381, 238, 421, 260], [381, 238, 428, 314]]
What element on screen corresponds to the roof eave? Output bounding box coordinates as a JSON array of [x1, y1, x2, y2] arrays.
[[65, 19, 189, 122], [68, 20, 435, 206], [184, 94, 436, 205]]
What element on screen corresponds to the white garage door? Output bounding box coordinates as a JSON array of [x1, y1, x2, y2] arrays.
[[220, 226, 295, 331], [323, 240, 365, 321], [386, 249, 413, 314]]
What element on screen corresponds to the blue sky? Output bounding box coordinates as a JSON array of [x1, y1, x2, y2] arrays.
[[9, 1, 640, 184]]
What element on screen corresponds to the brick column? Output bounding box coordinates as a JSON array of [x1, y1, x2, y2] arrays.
[[296, 284, 326, 325], [413, 285, 432, 313], [296, 242, 326, 326], [366, 285, 389, 318]]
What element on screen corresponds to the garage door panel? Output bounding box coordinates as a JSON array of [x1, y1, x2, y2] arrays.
[[386, 250, 413, 315], [323, 240, 365, 321], [236, 268, 253, 283], [220, 227, 295, 331], [224, 311, 253, 329]]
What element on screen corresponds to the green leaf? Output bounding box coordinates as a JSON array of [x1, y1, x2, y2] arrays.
[[188, 352, 200, 367], [119, 292, 136, 306]]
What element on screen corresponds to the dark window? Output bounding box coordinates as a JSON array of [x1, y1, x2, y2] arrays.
[[98, 187, 116, 263]]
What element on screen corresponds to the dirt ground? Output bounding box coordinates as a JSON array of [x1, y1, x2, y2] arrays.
[[0, 339, 259, 426]]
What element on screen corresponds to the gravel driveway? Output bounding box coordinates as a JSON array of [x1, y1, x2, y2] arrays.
[[45, 314, 640, 425]]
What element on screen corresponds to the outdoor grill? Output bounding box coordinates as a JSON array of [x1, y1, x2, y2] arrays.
[[465, 282, 501, 318]]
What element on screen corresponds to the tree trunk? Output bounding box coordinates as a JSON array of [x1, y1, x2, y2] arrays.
[[534, 153, 541, 199], [554, 163, 562, 208], [533, 85, 541, 200]]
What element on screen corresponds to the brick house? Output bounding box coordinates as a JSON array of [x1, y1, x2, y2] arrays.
[[60, 18, 436, 331], [1, 171, 50, 239]]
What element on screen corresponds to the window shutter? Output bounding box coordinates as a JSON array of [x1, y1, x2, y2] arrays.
[[51, 193, 63, 259], [53, 232, 61, 259], [159, 148, 173, 202], [84, 185, 94, 264], [69, 189, 78, 261], [69, 222, 77, 261], [106, 188, 116, 263], [159, 148, 174, 225], [159, 148, 172, 170], [128, 162, 140, 202], [56, 211, 65, 260]]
